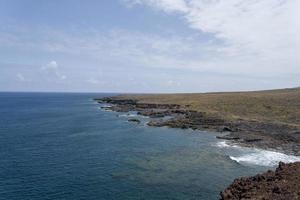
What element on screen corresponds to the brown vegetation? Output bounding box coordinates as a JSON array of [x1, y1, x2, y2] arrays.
[[117, 87, 300, 126]]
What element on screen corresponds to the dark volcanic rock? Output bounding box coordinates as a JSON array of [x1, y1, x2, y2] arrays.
[[243, 138, 263, 143], [137, 110, 170, 118], [95, 98, 137, 105], [291, 130, 300, 135], [218, 126, 234, 132], [147, 111, 233, 131], [95, 96, 300, 156], [216, 135, 240, 140], [137, 109, 186, 118], [135, 103, 180, 109], [220, 162, 300, 200], [110, 105, 135, 112], [128, 118, 141, 123]]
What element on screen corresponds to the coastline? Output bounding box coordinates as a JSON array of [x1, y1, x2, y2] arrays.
[[95, 93, 300, 199], [220, 161, 300, 199], [95, 96, 300, 156]]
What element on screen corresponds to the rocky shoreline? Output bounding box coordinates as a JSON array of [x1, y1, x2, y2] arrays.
[[95, 97, 300, 156], [96, 96, 300, 199], [220, 162, 300, 199]]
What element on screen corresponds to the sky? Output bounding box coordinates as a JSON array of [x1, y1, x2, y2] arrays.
[[0, 0, 299, 93]]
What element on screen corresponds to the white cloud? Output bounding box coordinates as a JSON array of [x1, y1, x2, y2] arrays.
[[46, 60, 58, 69], [32, 28, 218, 72], [123, 0, 188, 13], [125, 0, 300, 73], [16, 73, 26, 81], [86, 78, 100, 84], [166, 79, 181, 87], [2, 16, 299, 77], [41, 61, 67, 80], [1, 1, 300, 93]]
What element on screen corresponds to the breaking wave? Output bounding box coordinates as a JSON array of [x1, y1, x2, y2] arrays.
[[119, 114, 138, 117], [216, 141, 300, 166], [230, 150, 300, 166]]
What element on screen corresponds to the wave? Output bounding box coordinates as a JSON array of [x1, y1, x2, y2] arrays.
[[230, 150, 300, 166], [100, 105, 112, 108], [215, 141, 240, 148], [215, 141, 300, 166], [215, 141, 231, 148], [119, 114, 138, 117]]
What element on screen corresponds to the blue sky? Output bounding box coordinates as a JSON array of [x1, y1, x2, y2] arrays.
[[0, 0, 299, 93]]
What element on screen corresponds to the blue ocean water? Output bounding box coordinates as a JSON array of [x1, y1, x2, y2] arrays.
[[0, 92, 288, 200]]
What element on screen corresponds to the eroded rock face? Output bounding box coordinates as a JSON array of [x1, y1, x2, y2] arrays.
[[220, 162, 300, 200]]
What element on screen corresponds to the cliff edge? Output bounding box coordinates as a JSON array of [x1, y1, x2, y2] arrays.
[[220, 162, 300, 200]]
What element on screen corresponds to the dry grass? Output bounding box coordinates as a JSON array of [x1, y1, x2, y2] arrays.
[[118, 88, 300, 125]]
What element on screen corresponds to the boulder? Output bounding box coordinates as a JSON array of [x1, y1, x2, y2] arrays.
[[128, 118, 141, 124]]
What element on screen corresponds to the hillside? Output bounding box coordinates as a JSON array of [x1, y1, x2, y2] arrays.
[[117, 87, 300, 126]]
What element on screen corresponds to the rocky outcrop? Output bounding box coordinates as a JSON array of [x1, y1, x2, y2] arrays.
[[147, 111, 233, 130], [128, 118, 141, 123], [95, 98, 137, 105], [216, 135, 240, 140], [95, 97, 300, 156], [96, 96, 300, 199], [220, 162, 300, 200], [95, 98, 181, 113], [137, 110, 172, 118], [135, 103, 180, 109]]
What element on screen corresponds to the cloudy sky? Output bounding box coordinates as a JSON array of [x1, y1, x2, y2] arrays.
[[0, 0, 299, 93]]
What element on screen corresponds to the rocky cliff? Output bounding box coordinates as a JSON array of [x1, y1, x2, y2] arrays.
[[220, 162, 300, 200]]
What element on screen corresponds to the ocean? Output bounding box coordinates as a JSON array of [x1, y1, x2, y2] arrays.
[[0, 92, 299, 200]]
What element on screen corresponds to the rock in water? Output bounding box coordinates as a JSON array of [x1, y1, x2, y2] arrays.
[[128, 118, 141, 124], [220, 162, 300, 200]]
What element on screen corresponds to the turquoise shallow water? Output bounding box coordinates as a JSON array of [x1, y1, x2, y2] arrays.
[[0, 92, 287, 199]]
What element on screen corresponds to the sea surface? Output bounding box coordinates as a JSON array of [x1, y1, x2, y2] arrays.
[[1, 92, 299, 200]]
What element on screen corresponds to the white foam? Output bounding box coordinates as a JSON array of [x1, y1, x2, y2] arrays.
[[101, 105, 112, 108], [119, 114, 137, 117], [216, 141, 231, 148], [215, 141, 300, 166], [230, 150, 300, 166], [215, 141, 240, 148]]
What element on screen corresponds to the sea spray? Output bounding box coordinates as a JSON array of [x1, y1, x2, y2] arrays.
[[215, 141, 300, 166]]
